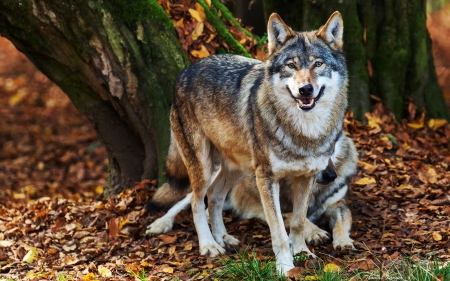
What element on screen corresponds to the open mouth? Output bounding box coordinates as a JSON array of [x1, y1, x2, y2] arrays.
[[296, 86, 325, 111]]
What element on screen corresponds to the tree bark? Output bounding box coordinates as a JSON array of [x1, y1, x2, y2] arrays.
[[262, 0, 449, 121], [0, 0, 190, 195]]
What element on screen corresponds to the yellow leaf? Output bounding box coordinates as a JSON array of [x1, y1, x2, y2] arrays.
[[364, 113, 381, 129], [205, 33, 216, 43], [119, 218, 129, 231], [252, 234, 263, 238], [95, 185, 104, 195], [358, 161, 377, 172], [195, 3, 207, 21], [323, 263, 341, 273], [305, 276, 317, 280], [168, 245, 176, 255], [22, 247, 38, 263], [428, 167, 437, 176], [191, 22, 204, 40], [191, 45, 210, 59], [13, 192, 26, 199], [163, 266, 174, 274], [98, 265, 112, 277], [189, 8, 203, 22], [353, 177, 376, 185], [407, 123, 424, 129], [183, 242, 193, 251], [432, 232, 442, 241], [8, 88, 28, 107], [205, 0, 211, 7], [428, 118, 447, 129], [81, 273, 98, 281], [397, 184, 413, 190], [25, 272, 37, 279]]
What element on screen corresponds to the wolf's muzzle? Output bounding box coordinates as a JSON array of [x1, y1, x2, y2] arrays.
[[299, 84, 314, 96]]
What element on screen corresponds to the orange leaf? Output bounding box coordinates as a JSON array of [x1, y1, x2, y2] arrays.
[[158, 234, 177, 244], [191, 45, 210, 59]]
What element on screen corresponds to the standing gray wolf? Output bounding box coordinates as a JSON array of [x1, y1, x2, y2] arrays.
[[148, 11, 348, 273], [147, 134, 357, 251]]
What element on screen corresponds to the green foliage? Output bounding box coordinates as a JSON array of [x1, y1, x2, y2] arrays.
[[214, 248, 286, 281], [56, 273, 74, 281], [127, 269, 149, 281]]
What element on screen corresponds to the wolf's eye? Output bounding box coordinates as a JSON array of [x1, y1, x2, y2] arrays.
[[287, 63, 295, 69], [314, 61, 323, 67]]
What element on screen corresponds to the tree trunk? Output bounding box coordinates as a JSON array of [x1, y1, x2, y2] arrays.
[[262, 0, 450, 121], [0, 0, 190, 195]]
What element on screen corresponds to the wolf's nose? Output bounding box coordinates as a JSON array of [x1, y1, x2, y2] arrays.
[[299, 84, 313, 96]]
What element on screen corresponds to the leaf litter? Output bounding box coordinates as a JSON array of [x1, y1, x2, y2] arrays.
[[0, 6, 450, 280]]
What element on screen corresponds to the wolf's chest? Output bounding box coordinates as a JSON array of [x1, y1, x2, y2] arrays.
[[268, 149, 329, 178]]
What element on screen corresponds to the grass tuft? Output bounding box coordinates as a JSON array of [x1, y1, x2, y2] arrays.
[[214, 248, 286, 281]]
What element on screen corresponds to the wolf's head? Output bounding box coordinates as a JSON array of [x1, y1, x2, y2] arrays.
[[266, 12, 348, 114]]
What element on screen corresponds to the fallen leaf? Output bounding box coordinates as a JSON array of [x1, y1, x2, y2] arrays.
[[0, 240, 14, 247], [188, 8, 203, 22], [432, 232, 442, 241], [163, 266, 174, 274], [22, 247, 38, 263], [407, 123, 424, 129], [98, 265, 112, 277], [158, 234, 177, 244], [353, 177, 376, 185], [323, 263, 341, 273]]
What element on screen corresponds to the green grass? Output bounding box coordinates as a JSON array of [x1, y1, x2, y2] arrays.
[[56, 273, 74, 281], [127, 269, 149, 281], [213, 248, 450, 281], [214, 248, 286, 281]]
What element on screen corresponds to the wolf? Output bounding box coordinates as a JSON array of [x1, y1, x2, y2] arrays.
[[147, 134, 357, 251], [148, 12, 348, 273]]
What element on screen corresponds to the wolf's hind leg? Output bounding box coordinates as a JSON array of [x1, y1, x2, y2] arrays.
[[325, 201, 355, 250], [208, 165, 244, 248], [146, 192, 192, 235]]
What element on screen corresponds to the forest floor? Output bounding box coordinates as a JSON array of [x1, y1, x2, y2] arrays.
[[1, 6, 450, 279]]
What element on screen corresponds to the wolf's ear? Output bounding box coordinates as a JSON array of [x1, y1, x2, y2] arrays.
[[267, 13, 294, 54], [316, 11, 344, 50]]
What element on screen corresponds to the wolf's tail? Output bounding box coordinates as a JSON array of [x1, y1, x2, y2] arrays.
[[146, 139, 192, 212]]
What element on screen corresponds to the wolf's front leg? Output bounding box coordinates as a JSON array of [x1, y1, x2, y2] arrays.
[[289, 176, 316, 258], [255, 168, 294, 275]]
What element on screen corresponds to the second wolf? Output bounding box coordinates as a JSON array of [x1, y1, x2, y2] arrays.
[[148, 12, 348, 273], [147, 134, 358, 251]]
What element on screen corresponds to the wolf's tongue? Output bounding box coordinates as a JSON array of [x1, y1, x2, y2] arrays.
[[299, 98, 314, 107]]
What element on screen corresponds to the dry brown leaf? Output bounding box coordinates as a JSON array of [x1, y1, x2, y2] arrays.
[[158, 234, 177, 244]]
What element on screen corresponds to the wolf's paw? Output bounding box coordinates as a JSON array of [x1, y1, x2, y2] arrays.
[[276, 253, 295, 276], [333, 236, 355, 251], [222, 234, 240, 247], [199, 242, 226, 257], [304, 223, 330, 246], [145, 217, 174, 236]]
